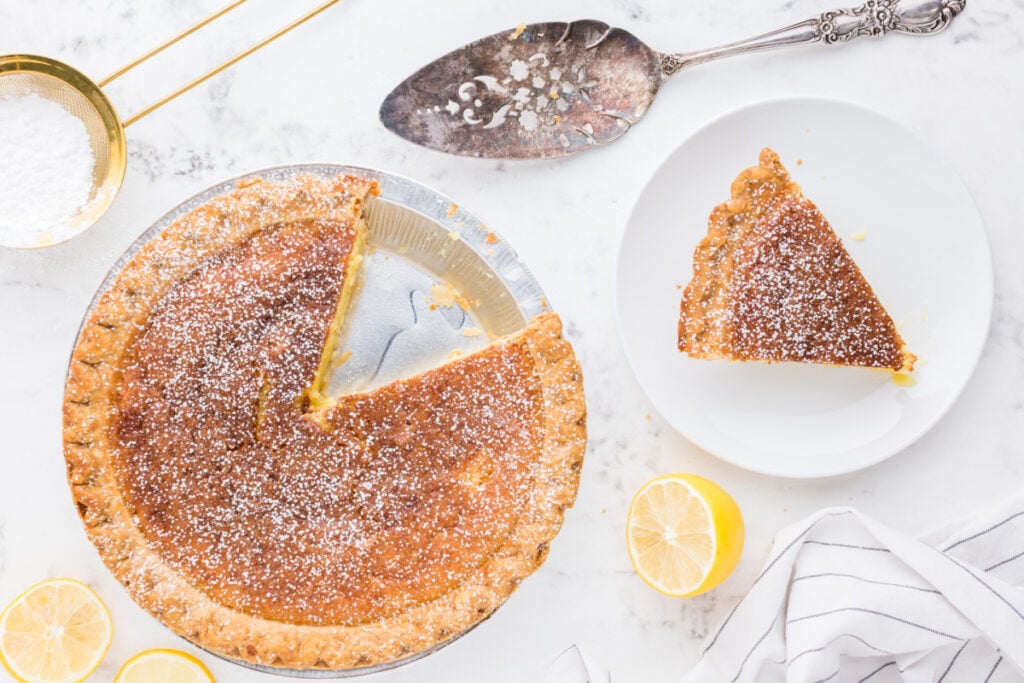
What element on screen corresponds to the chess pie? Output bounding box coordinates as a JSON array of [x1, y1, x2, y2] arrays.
[[678, 148, 915, 372], [63, 174, 586, 671]]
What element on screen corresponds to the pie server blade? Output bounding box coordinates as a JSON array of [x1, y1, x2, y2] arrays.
[[379, 20, 659, 160]]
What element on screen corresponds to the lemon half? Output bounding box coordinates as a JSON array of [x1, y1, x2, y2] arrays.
[[114, 648, 214, 683], [0, 578, 113, 683], [626, 473, 744, 597]]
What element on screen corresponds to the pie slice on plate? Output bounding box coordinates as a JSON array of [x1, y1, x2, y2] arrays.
[[63, 174, 586, 671], [678, 148, 915, 372]]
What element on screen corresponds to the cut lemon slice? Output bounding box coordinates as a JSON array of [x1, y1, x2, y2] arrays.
[[114, 649, 214, 683], [0, 578, 112, 683], [626, 473, 744, 597]]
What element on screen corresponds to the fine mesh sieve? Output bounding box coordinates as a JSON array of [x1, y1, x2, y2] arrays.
[[0, 56, 127, 249], [0, 0, 340, 250]]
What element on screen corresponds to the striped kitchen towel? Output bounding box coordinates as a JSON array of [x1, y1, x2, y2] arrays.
[[544, 645, 612, 683], [682, 492, 1024, 682]]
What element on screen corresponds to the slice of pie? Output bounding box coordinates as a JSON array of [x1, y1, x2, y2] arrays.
[[63, 175, 586, 671], [678, 148, 915, 372]]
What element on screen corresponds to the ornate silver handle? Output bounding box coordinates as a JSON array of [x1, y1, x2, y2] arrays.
[[661, 0, 965, 75]]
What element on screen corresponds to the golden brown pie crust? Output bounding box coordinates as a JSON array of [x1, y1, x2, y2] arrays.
[[678, 148, 915, 372], [62, 175, 586, 670]]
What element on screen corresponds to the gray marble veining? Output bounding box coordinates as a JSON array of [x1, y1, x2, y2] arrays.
[[1, 1, 1022, 681]]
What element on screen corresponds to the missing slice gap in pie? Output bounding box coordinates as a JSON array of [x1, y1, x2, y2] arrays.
[[678, 148, 915, 373]]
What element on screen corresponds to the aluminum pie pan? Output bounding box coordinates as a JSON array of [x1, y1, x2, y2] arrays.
[[75, 163, 551, 677]]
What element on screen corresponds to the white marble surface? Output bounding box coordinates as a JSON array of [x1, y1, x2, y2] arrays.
[[1, 1, 1022, 681]]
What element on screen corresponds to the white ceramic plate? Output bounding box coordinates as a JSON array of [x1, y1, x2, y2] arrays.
[[616, 97, 992, 478]]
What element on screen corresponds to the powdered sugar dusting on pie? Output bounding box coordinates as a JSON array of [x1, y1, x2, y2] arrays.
[[678, 148, 914, 372], [62, 174, 586, 670]]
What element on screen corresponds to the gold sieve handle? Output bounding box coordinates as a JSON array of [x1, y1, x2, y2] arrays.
[[99, 0, 341, 127]]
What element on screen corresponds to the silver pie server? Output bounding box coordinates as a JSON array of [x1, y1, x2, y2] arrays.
[[379, 0, 965, 159]]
